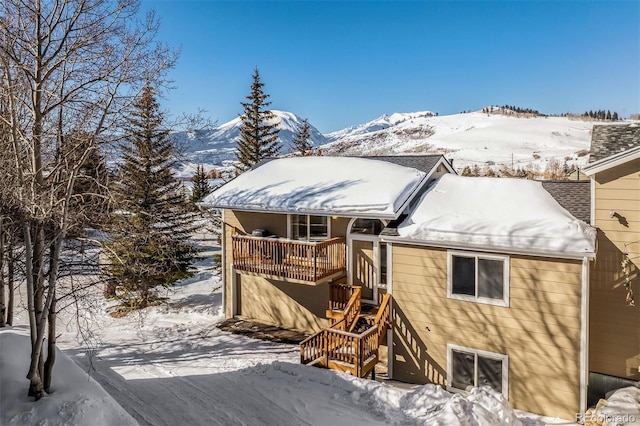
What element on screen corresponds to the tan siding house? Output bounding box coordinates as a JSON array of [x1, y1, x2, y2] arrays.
[[204, 154, 608, 421], [583, 125, 640, 387]]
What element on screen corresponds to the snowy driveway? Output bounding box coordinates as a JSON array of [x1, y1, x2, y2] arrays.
[[62, 315, 392, 426]]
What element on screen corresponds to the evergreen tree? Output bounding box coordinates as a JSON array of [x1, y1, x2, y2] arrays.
[[104, 84, 197, 310], [235, 68, 281, 172], [291, 118, 314, 156], [613, 111, 619, 121], [191, 164, 213, 203]]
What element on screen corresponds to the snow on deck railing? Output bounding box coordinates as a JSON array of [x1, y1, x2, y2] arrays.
[[231, 235, 346, 283]]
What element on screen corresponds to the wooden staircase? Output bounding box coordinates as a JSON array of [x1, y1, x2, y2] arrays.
[[300, 280, 391, 378]]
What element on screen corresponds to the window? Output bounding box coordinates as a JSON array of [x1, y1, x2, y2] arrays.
[[290, 215, 328, 240], [448, 345, 508, 396], [447, 251, 509, 307], [379, 242, 388, 285]]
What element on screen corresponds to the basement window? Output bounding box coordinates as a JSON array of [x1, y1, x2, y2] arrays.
[[447, 344, 508, 396]]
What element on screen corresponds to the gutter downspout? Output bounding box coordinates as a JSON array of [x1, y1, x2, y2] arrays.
[[387, 242, 394, 380], [221, 209, 227, 317], [580, 256, 590, 414]]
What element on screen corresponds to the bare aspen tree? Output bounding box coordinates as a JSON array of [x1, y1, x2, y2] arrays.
[[0, 0, 176, 399]]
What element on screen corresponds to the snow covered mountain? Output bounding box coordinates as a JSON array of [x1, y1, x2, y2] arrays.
[[173, 107, 603, 177], [321, 110, 596, 172], [326, 111, 438, 141], [172, 110, 326, 172]]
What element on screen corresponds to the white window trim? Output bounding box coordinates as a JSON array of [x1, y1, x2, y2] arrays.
[[447, 250, 510, 307], [287, 214, 331, 241], [446, 344, 509, 398]]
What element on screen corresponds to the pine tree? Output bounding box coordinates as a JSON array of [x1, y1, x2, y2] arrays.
[[613, 111, 619, 121], [191, 164, 213, 203], [104, 84, 197, 310], [235, 68, 281, 172], [291, 118, 314, 156]]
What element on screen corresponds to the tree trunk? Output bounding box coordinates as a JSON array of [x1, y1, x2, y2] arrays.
[[0, 218, 6, 327], [7, 239, 14, 326], [24, 222, 43, 400], [43, 287, 56, 393], [42, 236, 63, 394]]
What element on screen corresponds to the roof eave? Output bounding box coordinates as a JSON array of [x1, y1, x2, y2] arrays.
[[206, 204, 400, 220], [582, 146, 640, 176], [381, 236, 596, 260]]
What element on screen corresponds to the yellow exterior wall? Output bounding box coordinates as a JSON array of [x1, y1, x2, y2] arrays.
[[222, 210, 348, 333], [223, 210, 288, 318], [391, 244, 583, 420], [590, 159, 640, 381], [331, 216, 351, 237], [237, 274, 329, 332]]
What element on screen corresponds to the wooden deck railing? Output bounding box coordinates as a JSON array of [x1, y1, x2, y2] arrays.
[[231, 234, 346, 283], [373, 293, 391, 345], [300, 330, 326, 366], [328, 281, 358, 312], [329, 286, 361, 331], [300, 325, 379, 378]]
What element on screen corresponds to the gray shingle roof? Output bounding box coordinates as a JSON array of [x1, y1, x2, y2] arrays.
[[361, 155, 445, 174], [540, 180, 591, 223], [589, 123, 640, 163]]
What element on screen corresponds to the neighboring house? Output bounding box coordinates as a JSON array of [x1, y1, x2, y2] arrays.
[[202, 152, 616, 420], [567, 168, 590, 181], [582, 123, 640, 404]]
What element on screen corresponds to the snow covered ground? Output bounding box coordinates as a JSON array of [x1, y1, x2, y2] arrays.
[[1, 236, 636, 425]]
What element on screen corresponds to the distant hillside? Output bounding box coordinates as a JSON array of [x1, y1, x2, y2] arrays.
[[320, 109, 595, 173], [169, 107, 611, 178]]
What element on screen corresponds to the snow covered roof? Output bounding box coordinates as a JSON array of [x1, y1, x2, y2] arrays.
[[202, 157, 429, 219], [390, 174, 596, 258]]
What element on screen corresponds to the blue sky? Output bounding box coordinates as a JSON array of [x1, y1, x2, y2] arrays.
[[142, 1, 640, 133]]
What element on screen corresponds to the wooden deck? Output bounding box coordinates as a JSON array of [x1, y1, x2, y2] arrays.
[[232, 234, 346, 284]]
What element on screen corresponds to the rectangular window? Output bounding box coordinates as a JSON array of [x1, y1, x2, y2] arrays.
[[379, 242, 388, 285], [448, 251, 509, 307], [448, 345, 508, 396], [290, 215, 328, 241], [309, 215, 328, 239], [292, 215, 308, 240]]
